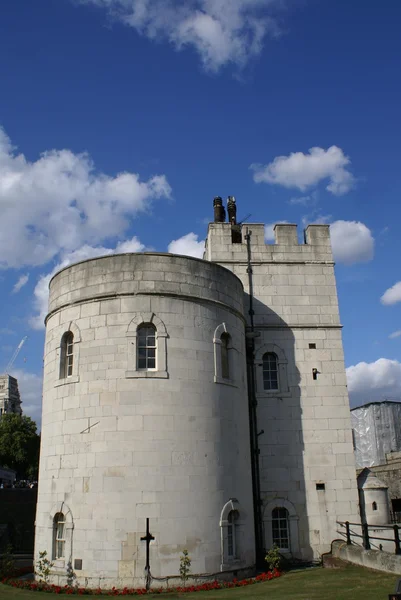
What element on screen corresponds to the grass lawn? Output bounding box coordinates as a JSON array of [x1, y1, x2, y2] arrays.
[[0, 564, 397, 600]]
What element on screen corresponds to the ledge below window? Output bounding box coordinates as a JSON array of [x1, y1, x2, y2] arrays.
[[221, 559, 244, 571], [256, 390, 291, 398], [55, 376, 79, 387], [125, 370, 168, 379], [214, 376, 237, 387]]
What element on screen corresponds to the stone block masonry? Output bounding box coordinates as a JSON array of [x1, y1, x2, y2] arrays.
[[205, 221, 359, 560], [35, 253, 255, 589], [35, 215, 360, 589]]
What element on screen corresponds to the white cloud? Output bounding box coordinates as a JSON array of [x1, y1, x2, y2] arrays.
[[12, 368, 43, 429], [12, 273, 29, 294], [0, 127, 171, 269], [381, 282, 401, 306], [346, 358, 401, 406], [389, 331, 401, 339], [76, 0, 282, 72], [168, 232, 205, 258], [29, 236, 145, 330], [251, 146, 355, 195], [329, 220, 374, 265]]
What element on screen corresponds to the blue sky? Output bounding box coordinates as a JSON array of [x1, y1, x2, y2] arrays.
[[1, 0, 401, 424]]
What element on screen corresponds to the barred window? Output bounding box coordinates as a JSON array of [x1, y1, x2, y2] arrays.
[[53, 513, 66, 559], [262, 352, 278, 391], [272, 507, 289, 550], [60, 332, 74, 379], [137, 324, 157, 370]]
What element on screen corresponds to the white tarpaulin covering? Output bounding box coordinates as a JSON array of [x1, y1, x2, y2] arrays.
[[351, 401, 401, 467]]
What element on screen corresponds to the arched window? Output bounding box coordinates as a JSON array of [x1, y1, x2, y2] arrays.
[[126, 314, 168, 379], [227, 509, 239, 559], [53, 513, 66, 559], [272, 507, 289, 550], [60, 332, 74, 379], [372, 501, 378, 511], [262, 352, 279, 391], [137, 324, 157, 370], [220, 333, 230, 380]]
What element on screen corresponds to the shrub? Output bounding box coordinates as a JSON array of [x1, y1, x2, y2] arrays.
[[36, 550, 54, 583], [265, 544, 283, 571], [0, 545, 15, 579], [179, 549, 191, 585]]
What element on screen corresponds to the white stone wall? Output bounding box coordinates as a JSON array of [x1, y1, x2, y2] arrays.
[[361, 488, 391, 527], [205, 222, 360, 559], [35, 254, 255, 588]]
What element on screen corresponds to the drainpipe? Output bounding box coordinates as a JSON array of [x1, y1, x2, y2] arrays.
[[244, 228, 264, 567]]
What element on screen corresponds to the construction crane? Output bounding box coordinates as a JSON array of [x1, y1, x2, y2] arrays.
[[5, 336, 28, 374]]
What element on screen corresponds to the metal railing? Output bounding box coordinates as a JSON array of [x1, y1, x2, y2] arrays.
[[337, 520, 401, 555]]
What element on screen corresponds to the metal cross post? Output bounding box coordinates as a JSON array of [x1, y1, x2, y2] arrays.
[[140, 518, 155, 591]]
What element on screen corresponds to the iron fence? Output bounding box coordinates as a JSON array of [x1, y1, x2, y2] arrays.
[[337, 520, 401, 555]]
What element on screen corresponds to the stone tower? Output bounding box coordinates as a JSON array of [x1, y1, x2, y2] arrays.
[[0, 374, 22, 415], [34, 253, 255, 588], [205, 219, 360, 559]]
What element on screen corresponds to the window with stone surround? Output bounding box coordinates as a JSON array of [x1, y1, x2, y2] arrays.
[[255, 344, 289, 397], [272, 507, 290, 551], [213, 324, 236, 386], [264, 499, 299, 555], [220, 333, 230, 380], [56, 324, 81, 386], [227, 509, 239, 559], [262, 352, 278, 391], [59, 332, 74, 379], [126, 313, 168, 379], [137, 324, 157, 370], [220, 499, 243, 568], [53, 513, 66, 559]]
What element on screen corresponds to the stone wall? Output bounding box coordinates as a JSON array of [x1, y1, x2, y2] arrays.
[[35, 253, 255, 588], [205, 222, 359, 560], [332, 539, 401, 575]]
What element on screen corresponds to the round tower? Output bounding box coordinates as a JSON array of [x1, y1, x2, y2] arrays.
[[34, 253, 255, 588], [358, 469, 390, 526]]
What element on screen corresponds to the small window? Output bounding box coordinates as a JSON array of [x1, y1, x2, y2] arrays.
[[227, 510, 239, 559], [316, 483, 325, 491], [263, 353, 279, 391], [272, 507, 289, 551], [53, 513, 66, 559], [137, 324, 157, 370], [221, 333, 230, 380], [309, 343, 316, 349], [372, 502, 377, 511], [60, 332, 74, 379]]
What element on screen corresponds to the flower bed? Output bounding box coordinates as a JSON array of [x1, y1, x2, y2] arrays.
[[2, 569, 281, 595]]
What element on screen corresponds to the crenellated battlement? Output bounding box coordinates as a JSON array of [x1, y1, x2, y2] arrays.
[[204, 222, 333, 264]]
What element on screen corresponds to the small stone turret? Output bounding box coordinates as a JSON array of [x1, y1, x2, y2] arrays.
[[358, 469, 391, 525]]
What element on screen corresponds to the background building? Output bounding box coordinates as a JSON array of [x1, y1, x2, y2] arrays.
[[35, 199, 359, 588], [352, 401, 401, 468], [0, 375, 22, 416]]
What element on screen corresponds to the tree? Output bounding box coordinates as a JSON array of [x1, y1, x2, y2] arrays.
[[0, 414, 40, 480]]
